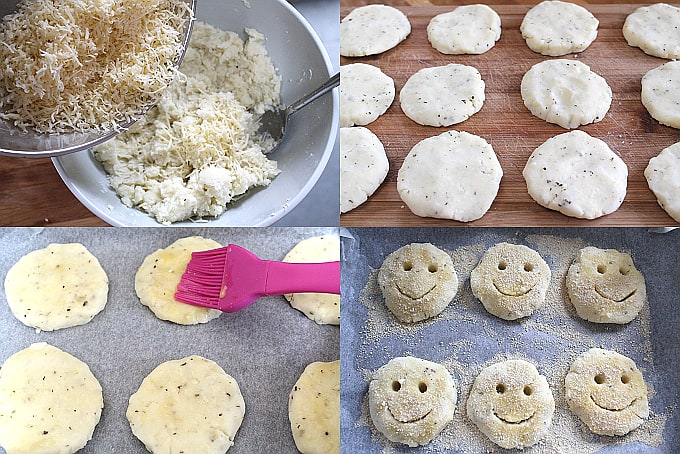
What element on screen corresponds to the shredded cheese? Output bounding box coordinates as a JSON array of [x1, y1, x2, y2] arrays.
[[0, 0, 192, 133], [93, 22, 281, 224]]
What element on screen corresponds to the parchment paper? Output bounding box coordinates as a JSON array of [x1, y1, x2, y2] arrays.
[[340, 228, 680, 453], [0, 227, 339, 454]]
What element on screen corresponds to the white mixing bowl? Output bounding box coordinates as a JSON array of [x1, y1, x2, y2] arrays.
[[52, 0, 338, 226]]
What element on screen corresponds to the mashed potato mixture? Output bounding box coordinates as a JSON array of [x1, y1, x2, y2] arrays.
[[93, 22, 282, 224]]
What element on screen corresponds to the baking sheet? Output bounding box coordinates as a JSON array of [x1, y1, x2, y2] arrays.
[[340, 227, 680, 453], [0, 227, 339, 453]]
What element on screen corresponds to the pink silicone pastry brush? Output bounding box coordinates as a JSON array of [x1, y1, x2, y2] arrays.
[[174, 244, 340, 312]]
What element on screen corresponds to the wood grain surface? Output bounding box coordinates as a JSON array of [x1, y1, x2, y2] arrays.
[[340, 3, 680, 227]]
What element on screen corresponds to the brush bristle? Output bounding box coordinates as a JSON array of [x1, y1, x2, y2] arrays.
[[174, 247, 229, 309]]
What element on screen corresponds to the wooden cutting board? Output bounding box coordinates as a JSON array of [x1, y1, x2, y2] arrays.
[[340, 4, 680, 227]]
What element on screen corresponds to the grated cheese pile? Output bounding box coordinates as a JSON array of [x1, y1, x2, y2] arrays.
[[93, 22, 282, 224], [0, 0, 192, 133]]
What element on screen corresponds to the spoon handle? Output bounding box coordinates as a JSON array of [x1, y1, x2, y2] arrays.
[[288, 72, 340, 115]]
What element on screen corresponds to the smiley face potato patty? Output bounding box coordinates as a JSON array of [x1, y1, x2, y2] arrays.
[[466, 359, 555, 449], [470, 243, 551, 320], [368, 356, 457, 447], [378, 243, 458, 323], [565, 348, 649, 436], [566, 246, 646, 324]]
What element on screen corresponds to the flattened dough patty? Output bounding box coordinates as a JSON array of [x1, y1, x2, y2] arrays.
[[0, 342, 103, 454], [523, 130, 627, 219], [340, 63, 395, 128], [427, 5, 501, 55], [289, 360, 340, 454], [368, 356, 457, 447], [645, 142, 680, 223], [641, 61, 680, 129], [470, 243, 551, 320], [283, 235, 340, 325], [340, 126, 389, 213], [400, 64, 485, 127], [623, 3, 680, 59], [565, 348, 649, 436], [340, 4, 411, 57], [378, 243, 458, 323], [566, 246, 646, 324], [467, 359, 554, 449], [127, 355, 245, 453], [397, 130, 502, 222], [521, 1, 599, 56], [521, 59, 611, 129], [4, 243, 108, 331], [135, 236, 222, 325]]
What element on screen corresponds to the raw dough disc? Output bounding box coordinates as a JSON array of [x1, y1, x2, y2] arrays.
[[0, 342, 103, 454], [521, 59, 611, 129], [289, 360, 340, 454], [522, 130, 627, 219], [397, 130, 502, 222], [521, 0, 599, 56], [4, 242, 108, 331], [368, 356, 457, 447], [623, 3, 680, 59], [283, 235, 340, 325], [400, 64, 485, 127], [641, 61, 680, 129], [378, 242, 458, 323], [467, 359, 555, 449], [127, 355, 245, 453], [135, 236, 222, 325], [340, 4, 411, 57], [427, 5, 501, 55], [340, 63, 395, 128], [565, 348, 649, 436], [566, 246, 646, 324], [470, 242, 551, 320], [340, 126, 389, 213], [645, 142, 680, 223]]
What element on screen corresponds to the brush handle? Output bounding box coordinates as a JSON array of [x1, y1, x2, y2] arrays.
[[263, 260, 340, 296]]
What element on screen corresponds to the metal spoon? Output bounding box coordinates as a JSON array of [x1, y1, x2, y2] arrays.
[[258, 72, 340, 144]]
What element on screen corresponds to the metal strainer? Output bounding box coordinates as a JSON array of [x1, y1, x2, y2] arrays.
[[0, 0, 195, 158]]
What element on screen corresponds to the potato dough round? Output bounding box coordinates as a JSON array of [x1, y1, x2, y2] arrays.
[[521, 59, 611, 129], [427, 5, 501, 55], [641, 61, 680, 129], [521, 1, 599, 56], [127, 355, 245, 453], [340, 127, 389, 213], [283, 235, 340, 325], [0, 342, 103, 454], [340, 4, 411, 57], [467, 359, 555, 449], [623, 3, 680, 59], [340, 63, 395, 128], [566, 246, 646, 324], [565, 348, 649, 436], [289, 360, 340, 454], [523, 130, 627, 219], [399, 64, 485, 127], [135, 236, 222, 325], [397, 130, 502, 222], [645, 142, 680, 223], [368, 356, 457, 447], [470, 243, 551, 320], [4, 243, 108, 331], [378, 243, 458, 323]]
